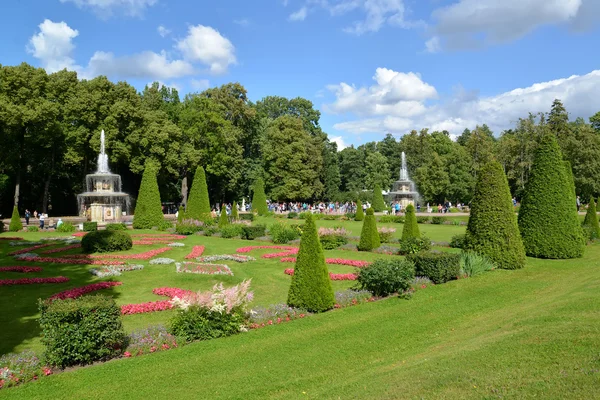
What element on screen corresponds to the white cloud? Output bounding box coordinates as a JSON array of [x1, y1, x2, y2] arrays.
[[86, 51, 194, 79], [190, 78, 210, 91], [157, 25, 171, 37], [176, 25, 236, 74], [289, 7, 308, 21], [330, 135, 348, 150], [326, 68, 600, 137], [424, 36, 441, 53], [27, 19, 81, 73], [59, 0, 157, 17]]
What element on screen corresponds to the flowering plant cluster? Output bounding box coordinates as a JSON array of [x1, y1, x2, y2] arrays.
[[317, 227, 349, 237], [0, 237, 24, 241], [171, 280, 254, 314], [411, 276, 433, 290], [176, 262, 233, 276], [0, 351, 52, 390], [167, 242, 185, 247], [40, 244, 81, 254], [40, 237, 81, 245], [236, 245, 297, 253], [49, 281, 122, 300], [372, 245, 398, 255], [132, 234, 187, 239], [0, 277, 69, 286], [196, 254, 255, 263], [184, 245, 205, 259], [16, 255, 125, 265], [0, 266, 43, 273], [149, 257, 176, 265], [334, 289, 374, 308], [72, 232, 87, 237], [9, 241, 41, 246], [280, 257, 370, 268], [262, 248, 299, 258], [284, 269, 357, 281], [247, 304, 308, 329], [89, 264, 144, 278], [119, 287, 194, 315], [124, 325, 182, 358], [13, 253, 40, 260], [62, 247, 172, 260], [8, 244, 54, 256], [377, 227, 397, 243]]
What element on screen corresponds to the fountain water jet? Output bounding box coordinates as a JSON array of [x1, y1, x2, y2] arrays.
[[386, 152, 419, 208]]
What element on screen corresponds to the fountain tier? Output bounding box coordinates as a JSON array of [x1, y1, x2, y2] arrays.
[[386, 152, 419, 208]]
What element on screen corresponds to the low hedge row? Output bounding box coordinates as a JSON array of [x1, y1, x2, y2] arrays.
[[407, 251, 461, 284]]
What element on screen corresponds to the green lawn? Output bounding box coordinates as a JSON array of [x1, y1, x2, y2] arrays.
[[1, 222, 599, 399]]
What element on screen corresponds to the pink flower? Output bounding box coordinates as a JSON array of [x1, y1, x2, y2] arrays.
[[184, 245, 205, 259], [40, 244, 81, 254], [0, 266, 43, 273], [236, 245, 297, 254], [150, 346, 157, 353], [123, 352, 132, 358], [284, 269, 357, 280], [49, 281, 122, 300], [8, 243, 55, 256], [0, 277, 69, 286]]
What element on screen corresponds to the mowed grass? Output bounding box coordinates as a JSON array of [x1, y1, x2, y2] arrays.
[[2, 222, 600, 399]]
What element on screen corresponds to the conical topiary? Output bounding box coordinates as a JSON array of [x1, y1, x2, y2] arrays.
[[186, 166, 211, 221], [465, 160, 526, 269], [402, 204, 420, 240], [287, 214, 335, 312], [133, 163, 164, 229], [9, 206, 23, 232], [583, 197, 600, 240], [355, 200, 364, 221], [232, 202, 239, 220], [177, 206, 184, 224], [252, 178, 268, 216], [372, 183, 385, 212], [219, 204, 229, 227], [358, 208, 381, 251], [518, 134, 585, 258]]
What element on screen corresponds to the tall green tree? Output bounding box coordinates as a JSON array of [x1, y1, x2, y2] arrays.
[[186, 166, 211, 221], [371, 183, 385, 212], [402, 204, 420, 240], [365, 152, 390, 190], [252, 178, 268, 216], [133, 162, 164, 229], [582, 197, 600, 240]]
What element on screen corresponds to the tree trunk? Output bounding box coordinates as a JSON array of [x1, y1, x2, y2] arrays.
[[13, 126, 26, 207], [181, 171, 188, 210], [13, 170, 20, 208], [42, 149, 55, 214]]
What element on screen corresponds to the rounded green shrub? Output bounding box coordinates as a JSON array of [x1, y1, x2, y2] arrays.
[[56, 222, 76, 233], [133, 163, 164, 229], [518, 134, 585, 259], [287, 214, 335, 312], [220, 224, 243, 238], [9, 206, 22, 232], [398, 236, 431, 255], [81, 230, 133, 253], [356, 258, 415, 297], [402, 204, 420, 240], [186, 166, 211, 222], [270, 221, 301, 244], [169, 306, 245, 343], [357, 208, 381, 251], [583, 197, 600, 240], [355, 200, 364, 221], [372, 183, 385, 212], [407, 251, 461, 284], [465, 160, 526, 269], [219, 205, 229, 228], [83, 221, 97, 231], [241, 225, 266, 240], [105, 223, 127, 231], [252, 178, 268, 216]]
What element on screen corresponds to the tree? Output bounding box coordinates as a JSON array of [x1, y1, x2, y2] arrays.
[[219, 204, 229, 227], [518, 134, 585, 259], [377, 134, 402, 185], [186, 166, 211, 221], [371, 183, 385, 212], [365, 152, 390, 190], [402, 204, 420, 240], [231, 201, 239, 220], [177, 206, 184, 224], [322, 140, 341, 201], [9, 206, 22, 232], [287, 214, 334, 312], [339, 146, 365, 192], [414, 153, 449, 204], [465, 160, 526, 269], [358, 208, 380, 251], [582, 197, 600, 240], [132, 162, 164, 229], [252, 178, 268, 216], [591, 111, 600, 132], [355, 200, 364, 221]]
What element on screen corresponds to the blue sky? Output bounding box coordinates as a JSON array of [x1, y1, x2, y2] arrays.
[[1, 0, 600, 149]]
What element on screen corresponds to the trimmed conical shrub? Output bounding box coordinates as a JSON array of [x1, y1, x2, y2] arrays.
[[287, 214, 334, 312], [355, 200, 364, 221], [232, 202, 239, 220], [372, 183, 385, 212], [219, 205, 229, 227], [402, 204, 420, 240], [186, 166, 211, 221], [9, 206, 23, 232], [465, 160, 526, 269], [177, 206, 184, 224], [518, 134, 585, 258], [358, 208, 381, 251], [133, 163, 164, 229], [583, 197, 600, 240], [252, 178, 268, 216]]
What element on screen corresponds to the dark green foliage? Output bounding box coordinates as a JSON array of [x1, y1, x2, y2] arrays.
[[186, 166, 211, 221], [270, 221, 301, 244], [402, 204, 420, 240], [355, 200, 364, 221], [416, 216, 430, 224], [241, 225, 266, 240], [220, 224, 243, 238], [465, 160, 526, 269], [518, 134, 585, 259], [56, 222, 75, 233], [287, 214, 335, 312], [252, 178, 268, 216], [583, 197, 600, 240], [287, 212, 298, 219], [356, 258, 415, 297], [39, 295, 126, 368], [372, 183, 385, 212], [157, 220, 174, 231], [9, 206, 22, 232], [175, 220, 203, 235], [378, 215, 405, 223], [105, 223, 127, 231], [81, 230, 133, 253], [0, 221, 4, 233], [319, 234, 348, 250], [169, 306, 245, 343], [239, 213, 254, 221], [133, 164, 164, 229], [177, 206, 184, 224], [219, 205, 229, 228], [231, 202, 239, 220], [398, 237, 431, 255], [431, 216, 447, 225], [83, 221, 97, 231], [358, 208, 381, 251], [407, 251, 461, 284], [27, 226, 39, 232], [450, 234, 467, 249]]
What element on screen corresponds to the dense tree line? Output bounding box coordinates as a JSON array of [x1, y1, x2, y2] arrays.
[[1, 62, 599, 216]]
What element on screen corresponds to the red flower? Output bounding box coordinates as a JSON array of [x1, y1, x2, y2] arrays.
[[0, 266, 43, 273], [123, 352, 132, 358], [49, 281, 122, 300], [184, 245, 205, 259], [0, 277, 69, 286], [40, 244, 81, 254], [236, 245, 297, 254], [8, 243, 55, 256]]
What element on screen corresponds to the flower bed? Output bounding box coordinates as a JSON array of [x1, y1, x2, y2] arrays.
[[89, 264, 144, 278], [280, 257, 371, 268], [248, 304, 308, 329], [49, 281, 122, 300], [334, 290, 374, 308], [167, 242, 185, 247], [71, 232, 87, 237], [125, 325, 182, 357], [8, 244, 55, 256], [176, 262, 233, 276], [284, 269, 357, 280], [132, 234, 187, 240], [40, 244, 81, 254], [120, 287, 194, 315], [0, 237, 24, 241], [236, 245, 297, 254], [0, 277, 69, 286], [262, 248, 299, 258], [0, 266, 43, 273], [16, 256, 125, 265], [61, 247, 171, 260], [149, 257, 175, 265], [0, 351, 52, 390], [196, 254, 255, 263], [184, 245, 205, 259]]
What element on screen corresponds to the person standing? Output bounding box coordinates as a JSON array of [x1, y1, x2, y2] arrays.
[[576, 196, 581, 212], [39, 213, 45, 229], [25, 209, 30, 226]]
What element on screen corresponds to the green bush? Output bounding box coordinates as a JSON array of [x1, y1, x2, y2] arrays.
[[83, 222, 97, 231], [220, 224, 243, 239], [287, 212, 298, 219], [583, 197, 600, 240], [450, 234, 467, 249], [56, 222, 75, 233], [241, 225, 266, 240], [177, 206, 184, 224], [319, 234, 348, 250], [239, 213, 254, 222], [105, 223, 127, 231], [356, 258, 415, 297], [157, 220, 173, 231], [358, 208, 380, 251], [372, 183, 385, 212], [270, 221, 301, 244], [398, 237, 431, 255], [402, 204, 420, 240], [231, 202, 239, 220], [169, 306, 245, 343], [9, 206, 22, 232], [287, 214, 335, 312], [133, 162, 164, 229], [202, 226, 220, 237], [186, 166, 211, 221], [518, 134, 585, 259], [219, 205, 229, 228], [355, 200, 364, 221], [27, 226, 39, 232], [378, 215, 405, 223], [460, 251, 495, 277], [323, 215, 341, 221], [0, 220, 3, 233], [252, 178, 268, 216], [81, 230, 133, 253], [39, 295, 126, 368], [175, 220, 203, 235], [431, 216, 447, 225], [407, 251, 461, 284], [465, 160, 526, 270], [416, 216, 430, 224]]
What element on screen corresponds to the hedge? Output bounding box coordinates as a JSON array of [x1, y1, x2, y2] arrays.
[[177, 206, 184, 224], [372, 183, 385, 212], [465, 160, 526, 269], [9, 206, 22, 232], [355, 200, 364, 221], [358, 208, 380, 251], [407, 251, 461, 284], [287, 214, 334, 312], [252, 178, 268, 216], [583, 197, 600, 240], [83, 221, 97, 231], [105, 223, 127, 231], [356, 258, 415, 297], [402, 204, 420, 240], [241, 225, 266, 240], [186, 166, 211, 221], [81, 230, 133, 253], [133, 163, 164, 229]]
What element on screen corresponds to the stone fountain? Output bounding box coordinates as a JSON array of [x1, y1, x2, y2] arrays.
[[77, 130, 130, 222], [386, 152, 419, 208]]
